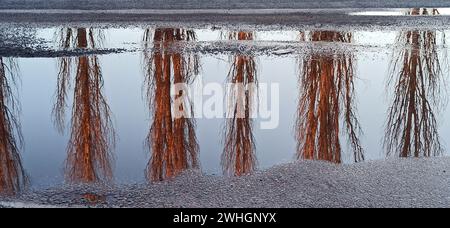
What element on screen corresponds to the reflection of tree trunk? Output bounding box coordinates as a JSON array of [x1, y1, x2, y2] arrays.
[[144, 28, 199, 182], [77, 29, 95, 182], [222, 31, 257, 176], [385, 8, 444, 158], [297, 31, 364, 164], [54, 28, 114, 184], [0, 58, 27, 195]]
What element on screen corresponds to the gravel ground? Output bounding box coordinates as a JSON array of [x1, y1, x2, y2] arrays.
[[1, 158, 449, 208], [0, 33, 388, 58], [2, 10, 450, 30], [1, 0, 450, 10], [1, 1, 450, 29]]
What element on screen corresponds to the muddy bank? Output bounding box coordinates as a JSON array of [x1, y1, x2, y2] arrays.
[[2, 158, 449, 208]]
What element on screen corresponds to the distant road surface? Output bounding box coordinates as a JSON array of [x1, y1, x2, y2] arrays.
[[2, 0, 450, 28], [0, 0, 450, 10]]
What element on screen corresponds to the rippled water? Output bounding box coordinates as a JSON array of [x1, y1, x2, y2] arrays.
[[1, 9, 450, 193]]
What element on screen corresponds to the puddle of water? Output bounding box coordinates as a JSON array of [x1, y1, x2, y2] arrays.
[[1, 13, 450, 194], [350, 8, 450, 16]]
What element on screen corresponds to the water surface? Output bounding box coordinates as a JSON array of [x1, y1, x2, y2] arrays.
[[1, 10, 450, 191]]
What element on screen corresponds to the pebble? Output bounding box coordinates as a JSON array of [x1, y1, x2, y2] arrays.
[[2, 158, 449, 208]]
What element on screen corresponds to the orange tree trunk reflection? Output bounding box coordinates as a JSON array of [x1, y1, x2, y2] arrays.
[[296, 31, 364, 163], [54, 28, 114, 184], [143, 28, 199, 181], [384, 8, 445, 158], [222, 31, 257, 176], [0, 57, 27, 195]]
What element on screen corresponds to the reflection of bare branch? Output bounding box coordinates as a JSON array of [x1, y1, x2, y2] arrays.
[[143, 29, 199, 104], [385, 8, 445, 158], [54, 28, 106, 132], [296, 31, 364, 164], [53, 28, 73, 132], [222, 31, 258, 176], [144, 28, 199, 182], [404, 8, 440, 16], [55, 28, 115, 184], [0, 57, 27, 195]]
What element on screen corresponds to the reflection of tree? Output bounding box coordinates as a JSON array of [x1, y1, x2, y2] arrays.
[[384, 8, 445, 158], [0, 57, 27, 195], [404, 8, 440, 16], [222, 32, 257, 176], [296, 31, 364, 164], [143, 28, 199, 181], [54, 28, 114, 183]]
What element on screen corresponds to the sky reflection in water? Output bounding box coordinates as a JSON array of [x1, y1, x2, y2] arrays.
[[1, 10, 450, 193]]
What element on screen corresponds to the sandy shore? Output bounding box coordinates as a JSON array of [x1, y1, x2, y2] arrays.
[[1, 158, 449, 208]]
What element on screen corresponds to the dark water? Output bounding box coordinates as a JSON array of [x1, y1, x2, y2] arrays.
[[1, 18, 450, 192]]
